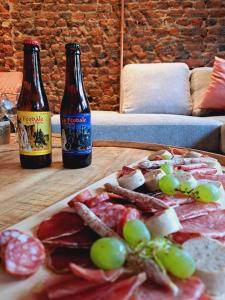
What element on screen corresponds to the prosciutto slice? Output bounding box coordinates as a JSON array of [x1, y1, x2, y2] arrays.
[[47, 247, 93, 273], [67, 273, 146, 300], [172, 210, 225, 244], [189, 168, 217, 176], [133, 277, 204, 300], [175, 202, 221, 221], [193, 174, 225, 189], [179, 163, 208, 171], [157, 192, 195, 207], [43, 227, 99, 249], [36, 211, 84, 241], [69, 263, 127, 283]]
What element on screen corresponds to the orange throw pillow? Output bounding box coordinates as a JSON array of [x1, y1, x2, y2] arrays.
[[198, 56, 225, 112]]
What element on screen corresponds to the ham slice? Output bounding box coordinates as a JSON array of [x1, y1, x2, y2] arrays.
[[175, 202, 221, 221], [36, 212, 84, 241], [172, 210, 225, 244], [69, 263, 127, 283], [133, 277, 204, 300]]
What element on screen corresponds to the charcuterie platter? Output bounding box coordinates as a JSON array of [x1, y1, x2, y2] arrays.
[[1, 146, 225, 300]]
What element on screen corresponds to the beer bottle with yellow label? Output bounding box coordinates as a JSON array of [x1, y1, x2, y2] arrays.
[[17, 40, 52, 168]]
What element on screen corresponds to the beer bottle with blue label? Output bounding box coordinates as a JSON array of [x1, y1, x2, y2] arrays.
[[60, 43, 92, 168], [17, 40, 52, 168]]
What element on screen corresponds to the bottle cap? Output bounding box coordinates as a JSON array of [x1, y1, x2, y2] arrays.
[[24, 39, 40, 46], [65, 43, 81, 53]]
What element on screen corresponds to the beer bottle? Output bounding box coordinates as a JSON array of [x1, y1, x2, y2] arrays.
[[60, 43, 92, 168], [17, 40, 52, 168]]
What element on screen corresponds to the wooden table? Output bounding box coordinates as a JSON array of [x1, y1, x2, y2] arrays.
[[1, 134, 225, 231]]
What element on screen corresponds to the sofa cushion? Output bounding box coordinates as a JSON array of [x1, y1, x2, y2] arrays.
[[121, 63, 191, 115], [51, 111, 222, 153], [191, 67, 212, 116]]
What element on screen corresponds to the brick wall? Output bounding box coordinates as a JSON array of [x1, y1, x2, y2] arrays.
[[124, 0, 225, 67], [0, 0, 225, 113]]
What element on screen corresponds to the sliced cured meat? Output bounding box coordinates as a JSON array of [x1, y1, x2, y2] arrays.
[[46, 276, 101, 299], [169, 147, 188, 156], [92, 203, 126, 228], [134, 277, 204, 300], [118, 166, 136, 177], [69, 263, 126, 283], [36, 211, 84, 241], [198, 294, 213, 300], [172, 210, 225, 244], [71, 273, 146, 300], [104, 183, 168, 211], [84, 192, 110, 208], [0, 229, 22, 255], [47, 247, 93, 273], [171, 232, 201, 244], [157, 192, 195, 207], [193, 174, 225, 188], [117, 207, 141, 235], [178, 163, 208, 171], [43, 227, 99, 249], [175, 202, 221, 221], [70, 202, 120, 238], [69, 189, 94, 203], [189, 168, 217, 176], [4, 233, 45, 277]]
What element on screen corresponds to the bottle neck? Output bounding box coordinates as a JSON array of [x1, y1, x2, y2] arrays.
[[65, 52, 85, 96], [23, 50, 42, 89]]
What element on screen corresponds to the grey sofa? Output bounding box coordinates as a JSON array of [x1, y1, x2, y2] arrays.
[[52, 63, 225, 153]]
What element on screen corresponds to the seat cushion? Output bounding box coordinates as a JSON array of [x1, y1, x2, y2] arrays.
[[52, 111, 222, 153], [121, 63, 191, 115]]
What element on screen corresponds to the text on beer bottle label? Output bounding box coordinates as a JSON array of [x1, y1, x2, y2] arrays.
[[17, 111, 52, 156], [61, 113, 92, 156]]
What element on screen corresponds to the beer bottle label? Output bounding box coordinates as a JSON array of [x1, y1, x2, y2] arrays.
[[17, 111, 52, 156], [61, 113, 92, 156]]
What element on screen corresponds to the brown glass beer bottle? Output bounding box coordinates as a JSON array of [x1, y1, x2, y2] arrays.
[[60, 43, 92, 169], [17, 40, 52, 168]]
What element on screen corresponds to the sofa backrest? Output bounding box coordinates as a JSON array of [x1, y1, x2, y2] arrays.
[[120, 63, 191, 115]]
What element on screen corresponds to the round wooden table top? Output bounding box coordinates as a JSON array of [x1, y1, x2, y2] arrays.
[[0, 134, 225, 231]]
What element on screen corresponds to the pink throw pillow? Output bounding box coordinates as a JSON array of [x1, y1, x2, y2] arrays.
[[198, 56, 225, 112]]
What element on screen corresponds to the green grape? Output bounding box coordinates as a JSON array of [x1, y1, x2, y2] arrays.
[[123, 219, 151, 247], [156, 244, 196, 279], [178, 178, 198, 194], [160, 164, 173, 174], [193, 183, 220, 202], [90, 238, 127, 270], [159, 175, 180, 195], [162, 154, 172, 160]]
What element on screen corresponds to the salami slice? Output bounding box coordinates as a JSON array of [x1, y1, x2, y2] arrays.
[[47, 247, 93, 273], [0, 229, 22, 255], [84, 193, 110, 208], [91, 203, 126, 228], [175, 202, 221, 221], [36, 211, 84, 241], [43, 227, 99, 249], [4, 233, 45, 277], [69, 263, 126, 283]]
